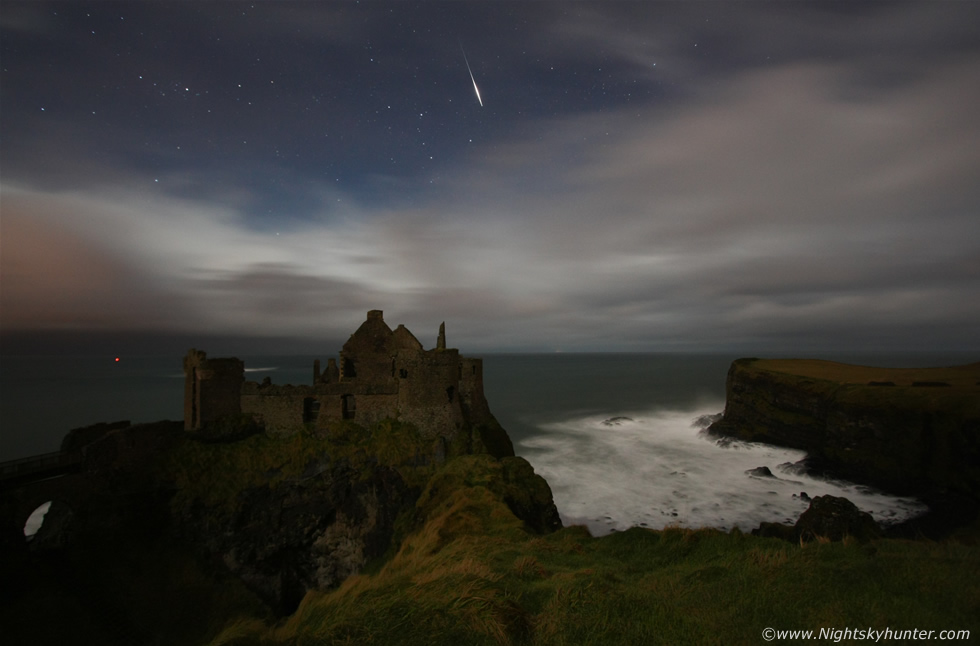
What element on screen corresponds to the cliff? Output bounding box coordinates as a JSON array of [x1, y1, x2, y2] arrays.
[[166, 417, 557, 613], [708, 358, 980, 501]]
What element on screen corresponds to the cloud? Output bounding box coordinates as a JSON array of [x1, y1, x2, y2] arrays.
[[372, 57, 980, 349], [0, 190, 194, 330], [3, 44, 979, 351]]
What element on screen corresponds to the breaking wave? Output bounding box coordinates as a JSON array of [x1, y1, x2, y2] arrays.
[[518, 405, 926, 536]]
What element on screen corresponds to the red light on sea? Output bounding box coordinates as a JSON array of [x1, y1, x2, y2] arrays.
[[115, 357, 120, 363]]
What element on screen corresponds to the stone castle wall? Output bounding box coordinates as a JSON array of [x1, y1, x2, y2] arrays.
[[241, 383, 317, 436], [183, 311, 491, 438]]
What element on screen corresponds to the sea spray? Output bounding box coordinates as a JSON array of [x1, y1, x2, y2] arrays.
[[518, 405, 926, 535]]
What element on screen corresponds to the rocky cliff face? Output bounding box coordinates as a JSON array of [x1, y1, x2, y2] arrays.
[[174, 458, 414, 613], [708, 359, 980, 500], [166, 416, 559, 613], [2, 412, 561, 619]]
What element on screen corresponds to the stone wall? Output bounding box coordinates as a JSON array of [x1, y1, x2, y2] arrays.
[[241, 383, 317, 436], [459, 357, 491, 425], [184, 311, 496, 441], [395, 349, 463, 435]]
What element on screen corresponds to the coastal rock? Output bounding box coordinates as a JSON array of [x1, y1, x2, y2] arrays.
[[752, 521, 796, 541], [169, 421, 558, 614], [60, 420, 131, 453], [795, 495, 881, 542], [707, 358, 980, 499], [500, 456, 563, 533], [753, 495, 880, 543], [692, 412, 723, 429], [745, 466, 774, 478], [601, 416, 634, 426], [173, 457, 414, 614]]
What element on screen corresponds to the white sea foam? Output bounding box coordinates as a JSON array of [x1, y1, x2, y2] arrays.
[[244, 367, 279, 373], [518, 406, 926, 536]]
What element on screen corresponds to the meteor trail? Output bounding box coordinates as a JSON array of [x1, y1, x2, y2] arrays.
[[459, 41, 483, 107]]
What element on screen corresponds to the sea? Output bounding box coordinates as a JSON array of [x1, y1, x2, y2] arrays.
[[3, 351, 973, 536]]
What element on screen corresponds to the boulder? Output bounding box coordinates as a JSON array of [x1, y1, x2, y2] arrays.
[[601, 417, 634, 426], [795, 495, 881, 542]]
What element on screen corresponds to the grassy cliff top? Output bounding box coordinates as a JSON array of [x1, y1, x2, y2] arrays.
[[749, 358, 980, 388]]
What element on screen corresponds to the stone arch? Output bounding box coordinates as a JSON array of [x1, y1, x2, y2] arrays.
[[24, 499, 75, 550], [23, 500, 52, 538], [1, 471, 92, 550]]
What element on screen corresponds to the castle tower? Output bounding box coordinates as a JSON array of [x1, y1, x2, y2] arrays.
[[437, 321, 446, 350], [183, 349, 244, 430]]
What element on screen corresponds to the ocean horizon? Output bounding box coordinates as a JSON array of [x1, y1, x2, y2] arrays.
[[3, 351, 972, 534]]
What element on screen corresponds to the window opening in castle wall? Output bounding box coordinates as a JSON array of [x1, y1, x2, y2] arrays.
[[303, 397, 320, 424], [342, 395, 356, 420]]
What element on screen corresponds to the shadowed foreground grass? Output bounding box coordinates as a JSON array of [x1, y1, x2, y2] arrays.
[[207, 455, 980, 646]]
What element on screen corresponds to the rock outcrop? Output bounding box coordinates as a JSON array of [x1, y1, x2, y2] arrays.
[[165, 416, 558, 613], [794, 495, 881, 542], [174, 458, 414, 613], [4, 416, 559, 617], [753, 495, 881, 543]]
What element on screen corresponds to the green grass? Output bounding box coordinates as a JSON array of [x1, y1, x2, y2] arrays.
[[752, 358, 980, 387], [204, 453, 980, 646], [166, 418, 441, 523], [747, 358, 980, 417]]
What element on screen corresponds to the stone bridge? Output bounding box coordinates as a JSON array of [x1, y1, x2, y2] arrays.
[[0, 450, 84, 487]]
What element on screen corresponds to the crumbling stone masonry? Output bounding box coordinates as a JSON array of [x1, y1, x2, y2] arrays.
[[183, 310, 492, 438]]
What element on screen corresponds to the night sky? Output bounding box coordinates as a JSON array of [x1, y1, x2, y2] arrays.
[[2, 1, 979, 353]]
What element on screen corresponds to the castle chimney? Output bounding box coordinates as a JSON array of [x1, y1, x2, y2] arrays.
[[437, 321, 446, 350]]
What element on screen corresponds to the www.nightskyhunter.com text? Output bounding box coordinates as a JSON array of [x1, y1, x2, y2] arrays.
[[762, 627, 970, 642]]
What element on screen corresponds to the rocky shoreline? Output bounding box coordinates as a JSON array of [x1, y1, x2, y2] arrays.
[[706, 358, 980, 539]]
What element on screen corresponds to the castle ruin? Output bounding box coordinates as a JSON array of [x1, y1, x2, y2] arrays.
[[183, 310, 492, 437]]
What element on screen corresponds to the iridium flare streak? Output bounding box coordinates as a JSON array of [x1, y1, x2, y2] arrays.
[[459, 41, 483, 107]]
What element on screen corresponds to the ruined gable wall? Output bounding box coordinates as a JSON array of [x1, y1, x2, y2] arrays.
[[340, 310, 395, 384]]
